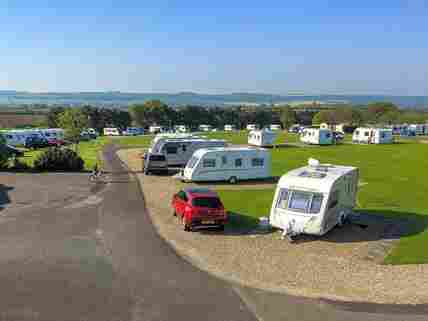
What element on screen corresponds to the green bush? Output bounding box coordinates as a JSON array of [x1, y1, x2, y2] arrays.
[[0, 144, 10, 170], [34, 147, 84, 171]]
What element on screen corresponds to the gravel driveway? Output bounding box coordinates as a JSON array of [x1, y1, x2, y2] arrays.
[[117, 148, 428, 305]]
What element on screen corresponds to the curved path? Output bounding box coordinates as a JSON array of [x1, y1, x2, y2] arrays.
[[0, 144, 425, 321]]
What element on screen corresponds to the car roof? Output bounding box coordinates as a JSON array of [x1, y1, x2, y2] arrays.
[[183, 187, 219, 198]]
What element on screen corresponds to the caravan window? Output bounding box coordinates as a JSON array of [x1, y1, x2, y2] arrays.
[[182, 145, 187, 152], [364, 132, 369, 137], [235, 158, 242, 167], [309, 194, 323, 214], [221, 156, 227, 165], [251, 158, 264, 167], [276, 189, 289, 209], [289, 191, 312, 212], [203, 159, 216, 168]]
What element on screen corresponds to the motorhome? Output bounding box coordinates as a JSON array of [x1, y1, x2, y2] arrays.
[[174, 125, 189, 133], [246, 124, 259, 131], [181, 147, 271, 183], [248, 129, 277, 147], [199, 124, 212, 132], [148, 138, 227, 167], [300, 128, 334, 145], [270, 124, 282, 131], [224, 124, 236, 131], [269, 159, 359, 238], [103, 128, 121, 136], [149, 126, 164, 134], [352, 128, 393, 144]]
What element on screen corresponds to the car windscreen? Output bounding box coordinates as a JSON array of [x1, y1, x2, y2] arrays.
[[192, 197, 222, 208]]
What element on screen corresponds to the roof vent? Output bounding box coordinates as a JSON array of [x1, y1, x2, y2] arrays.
[[308, 158, 320, 167], [299, 170, 326, 179]]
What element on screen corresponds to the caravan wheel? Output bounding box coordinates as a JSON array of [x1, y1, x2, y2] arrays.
[[228, 176, 238, 184]]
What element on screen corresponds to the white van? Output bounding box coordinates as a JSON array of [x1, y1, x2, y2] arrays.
[[151, 138, 227, 167], [270, 159, 359, 238], [103, 128, 121, 136], [300, 128, 334, 145], [182, 147, 271, 183], [352, 128, 393, 144], [248, 129, 277, 147]]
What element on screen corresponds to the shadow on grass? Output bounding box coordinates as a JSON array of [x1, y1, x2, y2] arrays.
[[290, 209, 428, 244], [0, 184, 14, 212]]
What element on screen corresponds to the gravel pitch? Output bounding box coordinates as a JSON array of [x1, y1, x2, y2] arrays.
[[117, 148, 428, 305]]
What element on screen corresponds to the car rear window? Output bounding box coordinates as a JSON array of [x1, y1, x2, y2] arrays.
[[149, 155, 166, 161], [192, 197, 222, 208]]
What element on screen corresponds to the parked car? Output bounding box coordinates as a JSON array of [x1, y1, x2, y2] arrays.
[[25, 136, 50, 149], [171, 188, 227, 231], [5, 144, 24, 157], [143, 153, 168, 175]]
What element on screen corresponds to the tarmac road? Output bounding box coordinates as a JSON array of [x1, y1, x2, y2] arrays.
[[0, 145, 426, 321]]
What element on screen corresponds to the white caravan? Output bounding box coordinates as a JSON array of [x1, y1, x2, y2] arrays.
[[270, 124, 282, 131], [408, 124, 424, 136], [103, 128, 120, 136], [300, 128, 334, 145], [149, 126, 164, 134], [352, 128, 393, 144], [248, 129, 277, 147], [2, 130, 29, 146], [149, 133, 200, 153], [174, 125, 189, 133], [151, 138, 227, 167], [40, 128, 65, 140], [182, 147, 271, 183], [224, 124, 236, 131], [199, 124, 212, 132], [246, 124, 259, 131], [270, 159, 359, 238]]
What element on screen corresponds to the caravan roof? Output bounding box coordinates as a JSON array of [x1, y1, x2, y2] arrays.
[[192, 146, 266, 158], [278, 163, 357, 193]]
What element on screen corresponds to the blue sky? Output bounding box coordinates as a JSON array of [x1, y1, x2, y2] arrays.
[[1, 0, 427, 95]]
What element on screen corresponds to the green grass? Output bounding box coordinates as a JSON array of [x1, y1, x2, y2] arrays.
[[111, 135, 154, 147], [215, 137, 428, 265], [18, 136, 110, 171]]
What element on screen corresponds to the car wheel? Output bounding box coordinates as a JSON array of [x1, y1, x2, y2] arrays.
[[229, 176, 238, 184], [182, 216, 191, 232], [218, 225, 225, 231]]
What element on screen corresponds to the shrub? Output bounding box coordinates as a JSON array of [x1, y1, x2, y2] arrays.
[[0, 145, 10, 170], [34, 147, 84, 171]]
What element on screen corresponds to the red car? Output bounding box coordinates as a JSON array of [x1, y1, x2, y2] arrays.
[[172, 188, 227, 231], [46, 137, 67, 146]]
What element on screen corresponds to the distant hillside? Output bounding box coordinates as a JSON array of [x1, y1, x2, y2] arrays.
[[0, 91, 427, 109]]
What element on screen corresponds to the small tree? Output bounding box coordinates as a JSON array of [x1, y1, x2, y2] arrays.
[[280, 107, 297, 130], [0, 134, 9, 169], [58, 109, 89, 152]]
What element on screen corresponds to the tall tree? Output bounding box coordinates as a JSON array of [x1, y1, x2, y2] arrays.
[[280, 107, 297, 130], [46, 107, 65, 128], [130, 100, 173, 127], [57, 109, 89, 151], [367, 102, 398, 122]]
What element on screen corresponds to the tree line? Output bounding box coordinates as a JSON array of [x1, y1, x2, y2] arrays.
[[45, 101, 428, 135]]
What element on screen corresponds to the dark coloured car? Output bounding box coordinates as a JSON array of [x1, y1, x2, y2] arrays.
[[25, 136, 50, 149], [333, 131, 345, 142], [5, 145, 24, 157], [171, 188, 227, 231], [143, 153, 168, 175]]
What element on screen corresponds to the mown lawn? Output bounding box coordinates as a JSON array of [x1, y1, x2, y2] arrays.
[[18, 136, 110, 171], [216, 139, 428, 264]]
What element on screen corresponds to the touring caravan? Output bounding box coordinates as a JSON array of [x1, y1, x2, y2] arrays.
[[246, 124, 259, 131], [352, 128, 393, 144], [199, 124, 212, 132], [148, 138, 227, 167], [408, 124, 424, 136], [148, 133, 200, 154], [300, 128, 334, 145], [2, 130, 29, 146], [149, 126, 164, 134], [269, 159, 359, 238], [224, 124, 236, 132], [270, 124, 281, 131], [174, 125, 189, 133], [40, 128, 65, 140], [181, 147, 271, 183], [103, 128, 121, 136], [248, 129, 277, 147]]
